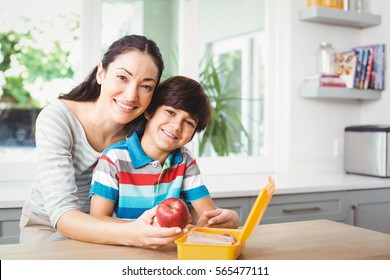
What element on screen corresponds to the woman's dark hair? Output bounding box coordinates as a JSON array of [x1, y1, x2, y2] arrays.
[[146, 76, 212, 133], [59, 34, 164, 102]]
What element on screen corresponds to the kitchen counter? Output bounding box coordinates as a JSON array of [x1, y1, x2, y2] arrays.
[[1, 219, 390, 260], [2, 172, 390, 208], [205, 172, 390, 198]]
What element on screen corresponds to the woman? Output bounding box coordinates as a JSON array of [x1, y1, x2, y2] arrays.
[[19, 35, 183, 248]]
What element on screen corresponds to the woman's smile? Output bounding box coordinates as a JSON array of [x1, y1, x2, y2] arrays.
[[114, 99, 138, 111]]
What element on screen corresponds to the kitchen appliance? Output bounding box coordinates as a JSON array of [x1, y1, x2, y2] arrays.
[[344, 125, 390, 177]]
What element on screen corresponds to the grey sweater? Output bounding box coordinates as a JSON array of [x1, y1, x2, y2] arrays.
[[23, 99, 100, 227]]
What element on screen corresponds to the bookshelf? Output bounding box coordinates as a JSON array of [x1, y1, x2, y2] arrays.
[[299, 7, 383, 101], [299, 7, 381, 29], [298, 86, 381, 101]]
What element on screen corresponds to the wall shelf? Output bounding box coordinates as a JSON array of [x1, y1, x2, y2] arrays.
[[299, 7, 381, 29], [299, 86, 381, 101]]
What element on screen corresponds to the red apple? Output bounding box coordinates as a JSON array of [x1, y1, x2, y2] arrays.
[[156, 198, 191, 229]]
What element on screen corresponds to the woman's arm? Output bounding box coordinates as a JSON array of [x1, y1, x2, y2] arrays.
[[34, 101, 98, 228], [90, 195, 126, 223], [57, 208, 186, 248]]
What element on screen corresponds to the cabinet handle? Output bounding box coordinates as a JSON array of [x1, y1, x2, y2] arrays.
[[282, 206, 321, 213], [350, 205, 357, 226]]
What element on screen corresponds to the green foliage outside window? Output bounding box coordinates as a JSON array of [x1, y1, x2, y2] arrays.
[[0, 30, 75, 108]]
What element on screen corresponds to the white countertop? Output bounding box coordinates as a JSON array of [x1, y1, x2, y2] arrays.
[[2, 172, 390, 209], [205, 172, 390, 197]]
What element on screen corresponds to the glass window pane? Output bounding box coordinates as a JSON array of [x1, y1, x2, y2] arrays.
[[102, 0, 179, 78], [0, 0, 81, 151], [198, 0, 265, 157], [101, 0, 144, 52]]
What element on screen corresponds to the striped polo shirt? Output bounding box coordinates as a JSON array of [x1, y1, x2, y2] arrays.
[[89, 132, 210, 219]]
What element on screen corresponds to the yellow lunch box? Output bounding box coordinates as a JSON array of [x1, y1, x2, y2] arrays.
[[175, 176, 275, 260]]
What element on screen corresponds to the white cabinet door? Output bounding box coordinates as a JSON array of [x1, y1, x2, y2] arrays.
[[347, 189, 390, 234], [213, 197, 251, 226], [0, 208, 22, 244], [257, 191, 348, 224]]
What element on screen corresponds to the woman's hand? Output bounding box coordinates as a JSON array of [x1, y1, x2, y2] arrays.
[[124, 207, 188, 249], [201, 208, 240, 229]]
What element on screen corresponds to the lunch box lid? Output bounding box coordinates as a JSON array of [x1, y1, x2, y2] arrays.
[[239, 176, 275, 242]]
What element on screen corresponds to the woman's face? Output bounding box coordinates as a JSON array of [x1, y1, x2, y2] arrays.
[[96, 51, 159, 126]]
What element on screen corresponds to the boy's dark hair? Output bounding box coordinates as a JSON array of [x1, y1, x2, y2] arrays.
[[146, 76, 212, 133]]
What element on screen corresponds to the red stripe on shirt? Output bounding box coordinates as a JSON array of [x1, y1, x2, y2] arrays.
[[117, 163, 187, 185], [160, 163, 186, 183], [100, 154, 115, 166]]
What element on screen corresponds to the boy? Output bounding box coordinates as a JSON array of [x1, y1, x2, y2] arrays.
[[89, 76, 239, 230]]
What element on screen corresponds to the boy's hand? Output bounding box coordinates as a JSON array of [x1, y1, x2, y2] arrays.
[[202, 208, 240, 229]]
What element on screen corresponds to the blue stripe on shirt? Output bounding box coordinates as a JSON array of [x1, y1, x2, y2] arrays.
[[89, 181, 118, 202], [118, 187, 183, 208], [116, 207, 150, 219], [182, 185, 210, 202], [118, 179, 182, 198]]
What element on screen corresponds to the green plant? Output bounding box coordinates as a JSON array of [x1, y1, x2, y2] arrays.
[[198, 56, 250, 156], [0, 29, 75, 108]]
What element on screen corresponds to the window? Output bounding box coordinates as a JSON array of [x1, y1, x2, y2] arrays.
[[202, 32, 264, 157], [0, 0, 81, 152], [1, 0, 273, 182], [194, 0, 272, 175], [101, 1, 144, 53]]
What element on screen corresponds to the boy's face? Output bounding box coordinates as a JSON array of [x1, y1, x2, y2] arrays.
[[142, 105, 198, 156]]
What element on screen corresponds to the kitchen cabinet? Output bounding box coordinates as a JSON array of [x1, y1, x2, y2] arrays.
[[257, 191, 347, 224], [214, 188, 390, 235], [213, 197, 251, 226], [214, 191, 348, 226], [346, 188, 390, 234], [0, 208, 21, 244]]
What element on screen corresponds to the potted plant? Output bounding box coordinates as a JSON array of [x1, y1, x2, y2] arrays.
[[198, 56, 250, 156]]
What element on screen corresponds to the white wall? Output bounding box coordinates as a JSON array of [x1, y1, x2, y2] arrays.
[[274, 0, 390, 174]]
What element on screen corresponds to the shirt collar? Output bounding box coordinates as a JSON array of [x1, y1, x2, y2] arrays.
[[127, 131, 183, 169]]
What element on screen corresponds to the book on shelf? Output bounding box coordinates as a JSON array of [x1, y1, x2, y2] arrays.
[[346, 44, 386, 91], [302, 74, 346, 88], [371, 44, 386, 91], [358, 47, 368, 89], [336, 50, 357, 88], [364, 45, 375, 89], [353, 48, 363, 88]]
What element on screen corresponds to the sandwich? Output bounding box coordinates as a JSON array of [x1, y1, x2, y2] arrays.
[[185, 231, 237, 245]]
